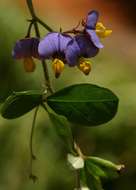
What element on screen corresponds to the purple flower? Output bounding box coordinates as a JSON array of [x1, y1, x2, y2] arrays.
[[65, 35, 98, 75], [12, 38, 40, 72], [38, 32, 72, 59], [38, 32, 72, 77], [12, 37, 40, 59], [84, 10, 112, 49], [66, 35, 99, 66], [84, 10, 103, 49]]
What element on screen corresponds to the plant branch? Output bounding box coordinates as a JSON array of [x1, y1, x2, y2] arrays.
[[26, 20, 34, 37], [36, 16, 53, 32], [26, 0, 53, 94], [26, 0, 53, 32]]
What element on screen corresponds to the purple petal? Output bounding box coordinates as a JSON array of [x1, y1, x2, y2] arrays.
[[86, 10, 99, 29], [86, 29, 104, 48], [75, 35, 99, 57], [38, 32, 72, 59], [65, 40, 81, 66], [12, 38, 40, 59]]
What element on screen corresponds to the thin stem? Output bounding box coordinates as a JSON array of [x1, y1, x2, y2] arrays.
[[36, 16, 53, 32], [29, 106, 39, 182], [26, 0, 36, 18], [26, 0, 53, 32], [75, 170, 81, 190], [26, 20, 34, 37], [26, 0, 53, 94], [42, 60, 54, 93]]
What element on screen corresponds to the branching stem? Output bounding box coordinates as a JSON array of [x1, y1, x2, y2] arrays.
[[26, 0, 53, 94]]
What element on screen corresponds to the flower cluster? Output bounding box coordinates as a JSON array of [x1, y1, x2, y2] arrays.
[[12, 10, 112, 77]]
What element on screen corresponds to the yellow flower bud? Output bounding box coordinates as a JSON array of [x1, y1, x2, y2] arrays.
[[52, 58, 65, 78], [23, 57, 36, 72], [96, 22, 112, 38], [78, 58, 92, 75]]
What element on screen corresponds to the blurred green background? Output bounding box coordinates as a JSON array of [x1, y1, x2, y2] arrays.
[[0, 0, 136, 189]]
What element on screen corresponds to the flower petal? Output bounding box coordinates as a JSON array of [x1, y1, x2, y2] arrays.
[[12, 38, 39, 59], [38, 32, 72, 59], [75, 35, 99, 57], [86, 10, 99, 29], [66, 35, 99, 66], [65, 39, 81, 66], [67, 154, 84, 169], [86, 29, 104, 48]]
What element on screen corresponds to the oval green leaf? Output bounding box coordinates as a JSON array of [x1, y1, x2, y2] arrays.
[[1, 91, 43, 119], [47, 84, 119, 126]]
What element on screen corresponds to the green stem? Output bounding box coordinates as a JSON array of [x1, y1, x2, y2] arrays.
[[26, 0, 36, 18], [29, 106, 39, 182], [75, 170, 81, 190], [36, 16, 53, 32], [26, 0, 53, 93], [26, 0, 53, 32], [26, 20, 34, 37]]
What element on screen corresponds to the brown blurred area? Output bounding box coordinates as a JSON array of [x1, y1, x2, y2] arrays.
[[15, 0, 136, 28]]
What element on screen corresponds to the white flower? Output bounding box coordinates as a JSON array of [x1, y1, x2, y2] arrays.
[[74, 187, 90, 190], [67, 154, 84, 169], [81, 187, 90, 190]]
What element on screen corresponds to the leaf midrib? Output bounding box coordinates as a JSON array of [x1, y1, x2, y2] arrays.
[[48, 98, 117, 103]]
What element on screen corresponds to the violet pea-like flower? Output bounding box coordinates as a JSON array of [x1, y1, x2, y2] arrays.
[[65, 34, 99, 75], [38, 32, 72, 78], [84, 10, 112, 49], [12, 37, 40, 72]]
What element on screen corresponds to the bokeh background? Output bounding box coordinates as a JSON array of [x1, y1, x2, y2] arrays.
[[0, 0, 136, 189]]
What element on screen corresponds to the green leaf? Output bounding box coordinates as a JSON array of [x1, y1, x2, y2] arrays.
[[47, 83, 119, 126], [46, 105, 75, 154], [1, 91, 43, 119], [85, 163, 104, 190], [88, 157, 124, 172], [85, 160, 107, 178], [87, 156, 124, 179]]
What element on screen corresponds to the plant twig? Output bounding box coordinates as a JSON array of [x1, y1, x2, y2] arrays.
[[36, 16, 53, 32], [26, 19, 34, 37], [26, 0, 53, 94]]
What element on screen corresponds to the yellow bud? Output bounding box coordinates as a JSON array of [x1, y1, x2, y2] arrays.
[[78, 58, 92, 75], [23, 57, 36, 72], [52, 58, 65, 78], [96, 22, 112, 38]]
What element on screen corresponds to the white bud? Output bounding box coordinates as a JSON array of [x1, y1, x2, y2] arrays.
[[67, 154, 84, 169]]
